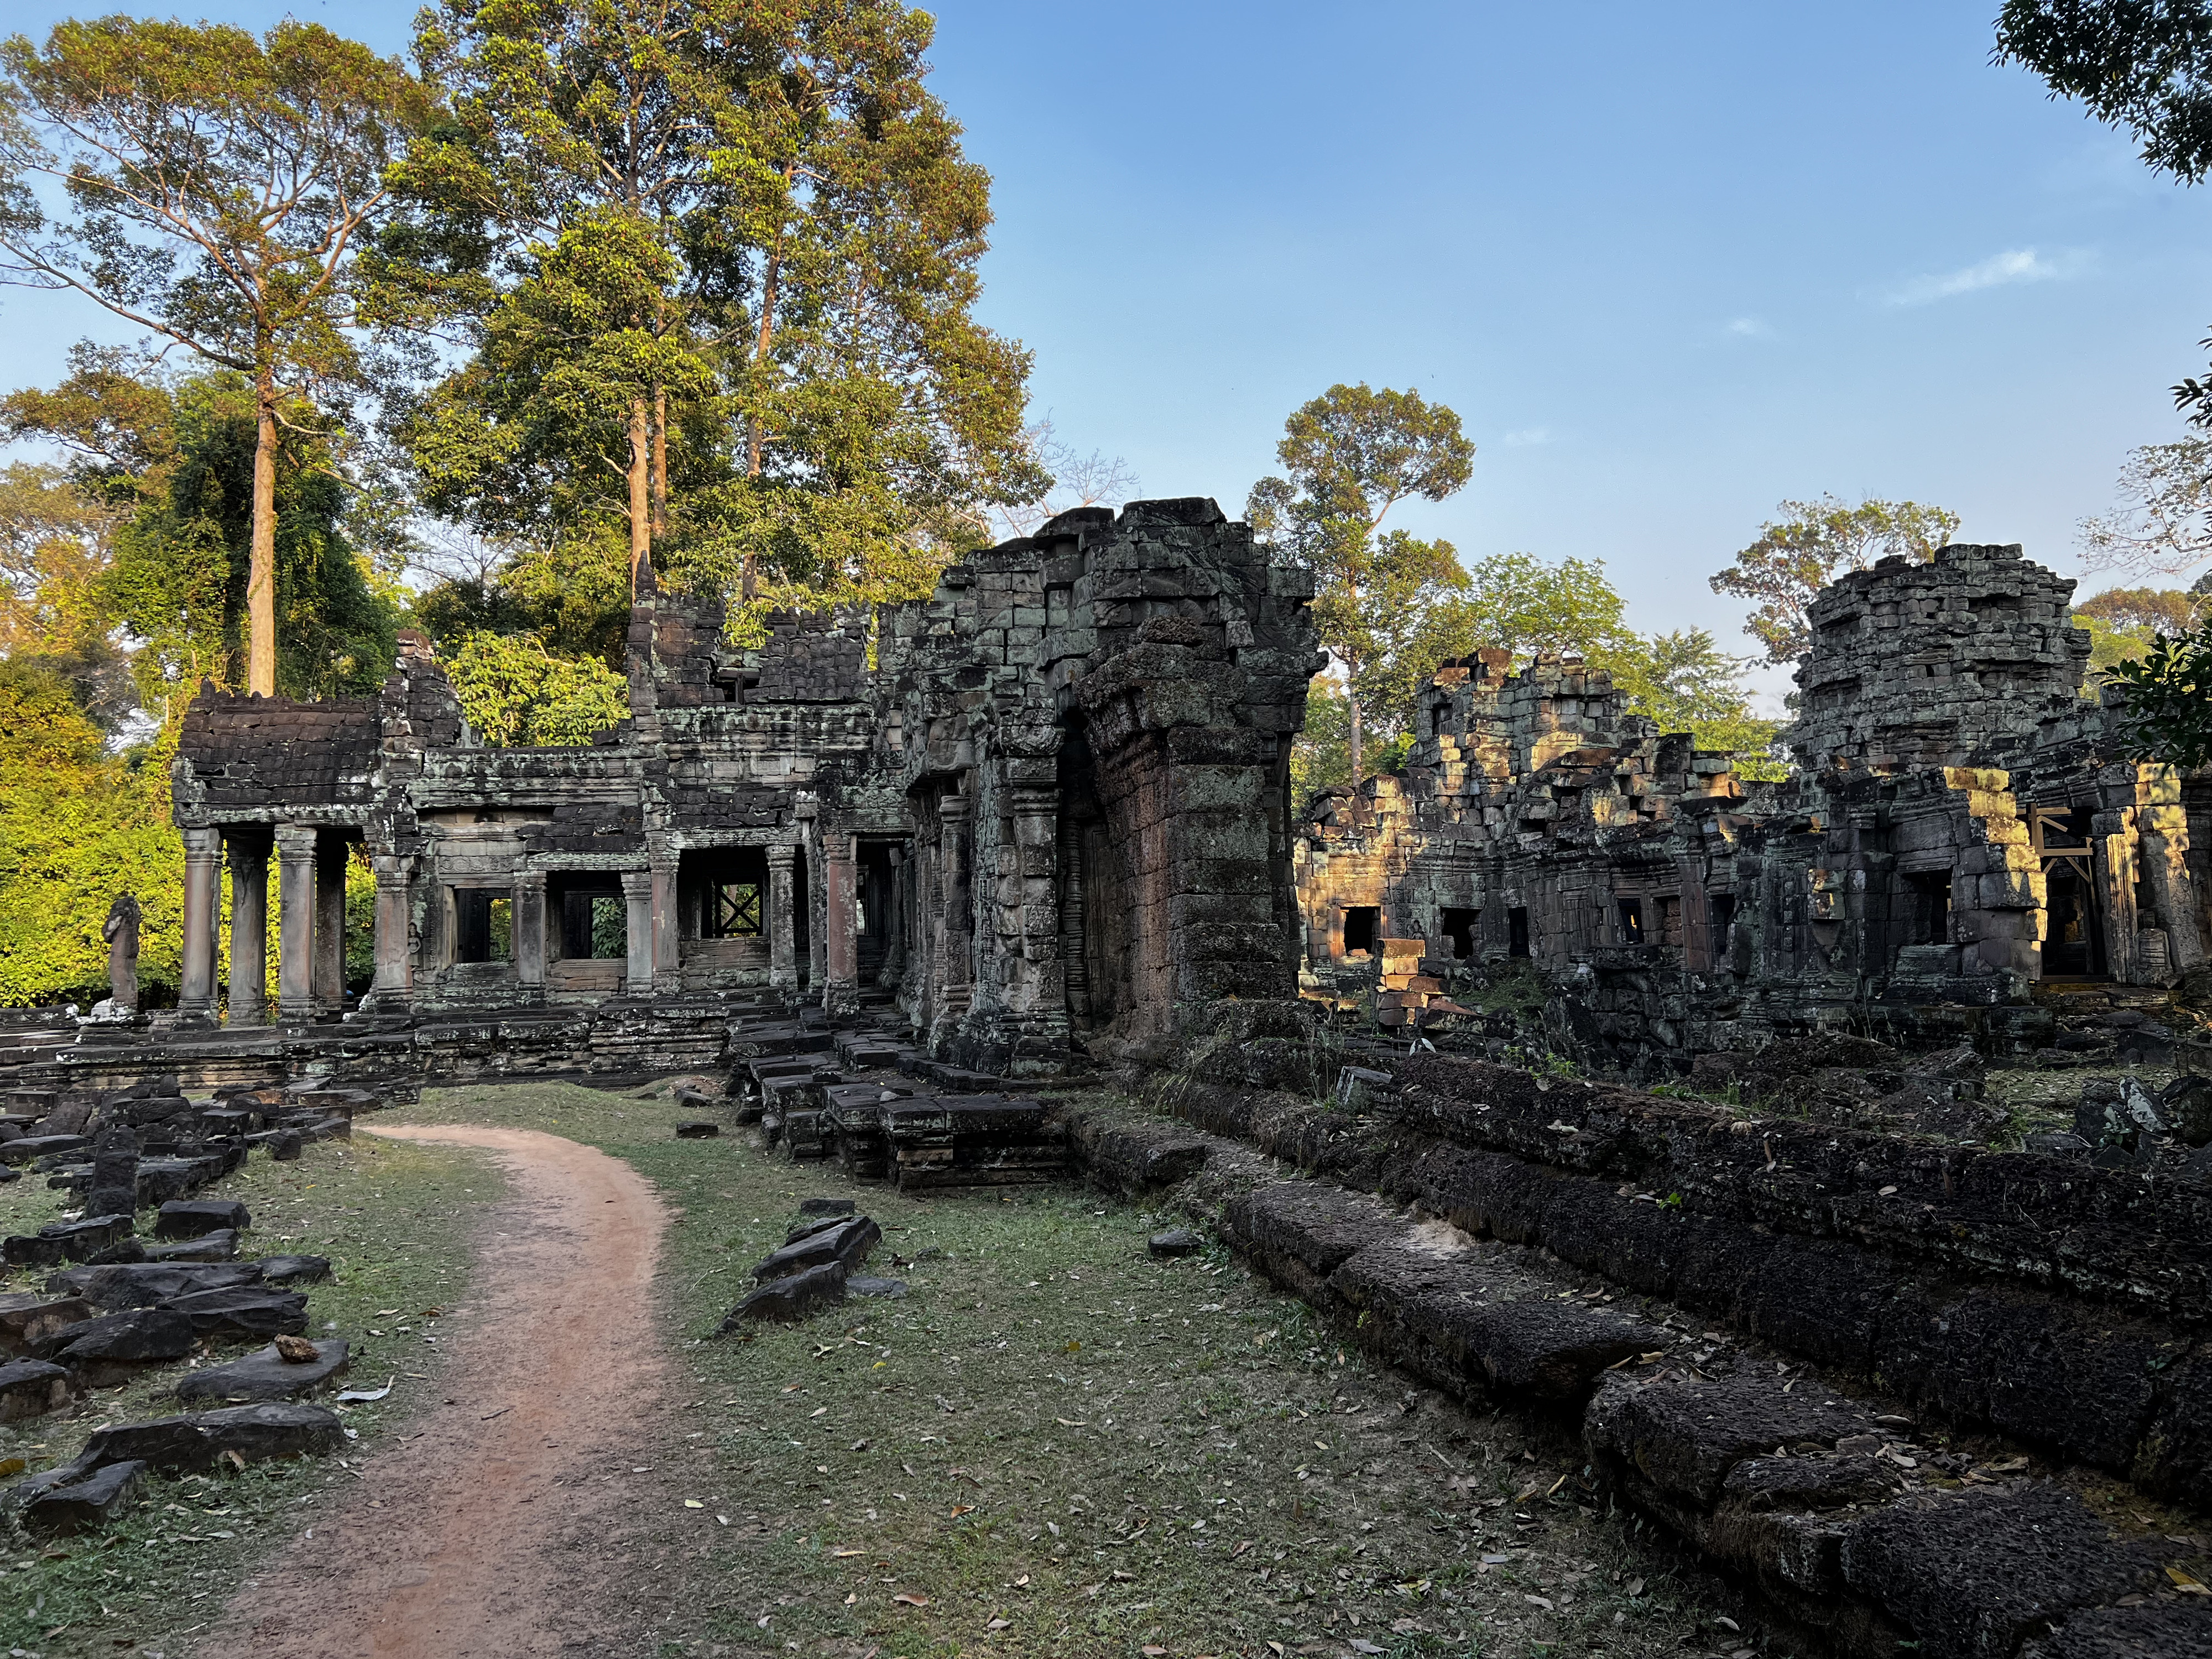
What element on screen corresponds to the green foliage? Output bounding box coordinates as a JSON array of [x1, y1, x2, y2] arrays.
[[1708, 495, 1960, 662], [2074, 584, 2203, 633], [1996, 2, 2212, 182], [2077, 611, 2157, 689], [0, 661, 181, 1006], [390, 0, 1041, 623], [0, 458, 133, 726], [2105, 615, 2212, 768], [1604, 627, 1785, 773], [445, 630, 629, 747], [9, 363, 400, 715]]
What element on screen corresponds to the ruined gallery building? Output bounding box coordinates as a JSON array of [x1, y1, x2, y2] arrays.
[[159, 502, 2206, 1076]]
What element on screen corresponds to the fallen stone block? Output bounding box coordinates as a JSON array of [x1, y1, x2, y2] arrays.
[[1224, 1182, 1402, 1310], [37, 1308, 196, 1377], [48, 1261, 263, 1308], [0, 1293, 94, 1354], [175, 1338, 350, 1404], [75, 1401, 346, 1475], [846, 1276, 907, 1299], [160, 1286, 309, 1340], [156, 1198, 250, 1239], [20, 1458, 147, 1536], [750, 1216, 880, 1282], [719, 1261, 847, 1328], [4, 1213, 133, 1267], [1148, 1228, 1206, 1259], [0, 1134, 88, 1166], [675, 1120, 721, 1139], [1839, 1485, 2157, 1659], [0, 1357, 75, 1422], [253, 1254, 332, 1287], [145, 1229, 238, 1262]]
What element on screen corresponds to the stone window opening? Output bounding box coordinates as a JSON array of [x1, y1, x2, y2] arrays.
[[1617, 897, 1645, 945], [455, 889, 513, 963], [557, 890, 626, 960], [1441, 906, 1478, 959], [1342, 905, 1380, 956], [1508, 907, 1530, 958], [1902, 871, 1951, 948], [707, 881, 764, 938], [1710, 891, 1738, 953]]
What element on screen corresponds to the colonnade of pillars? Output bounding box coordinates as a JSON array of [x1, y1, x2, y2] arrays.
[[174, 825, 876, 1021], [175, 823, 364, 1027]]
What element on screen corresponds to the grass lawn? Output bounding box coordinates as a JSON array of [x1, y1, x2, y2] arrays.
[[395, 1079, 1732, 1659], [0, 1128, 499, 1658]]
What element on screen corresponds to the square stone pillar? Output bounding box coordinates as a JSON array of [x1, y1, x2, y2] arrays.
[[768, 843, 799, 993], [932, 794, 974, 1049], [224, 827, 272, 1026], [313, 832, 348, 1016], [514, 868, 547, 1003], [275, 823, 319, 1024], [367, 853, 413, 1014], [178, 827, 222, 1023], [807, 836, 828, 990], [621, 870, 654, 995], [825, 833, 859, 1015], [651, 860, 680, 985]]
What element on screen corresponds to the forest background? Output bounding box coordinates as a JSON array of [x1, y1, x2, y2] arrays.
[[0, 2, 2206, 1009]]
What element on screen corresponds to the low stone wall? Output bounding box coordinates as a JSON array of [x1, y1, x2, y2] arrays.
[[1066, 1097, 2212, 1659]]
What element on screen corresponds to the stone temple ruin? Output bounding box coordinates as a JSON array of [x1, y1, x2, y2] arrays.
[[1298, 541, 2210, 1073], [137, 497, 1318, 1085], [8, 516, 2212, 1652]]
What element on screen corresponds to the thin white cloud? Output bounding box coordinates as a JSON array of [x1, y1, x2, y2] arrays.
[[1881, 247, 2081, 307], [1501, 426, 1551, 448], [1725, 316, 1773, 338]]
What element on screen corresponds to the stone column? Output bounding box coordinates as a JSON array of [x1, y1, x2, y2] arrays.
[[514, 867, 547, 1002], [368, 853, 413, 1014], [1057, 815, 1089, 1024], [806, 833, 828, 990], [178, 827, 222, 1023], [225, 828, 270, 1026], [935, 793, 974, 1037], [650, 860, 680, 988], [768, 844, 799, 993], [313, 832, 348, 1016], [825, 833, 859, 1015], [880, 845, 908, 989], [275, 823, 319, 1024], [621, 870, 654, 996]]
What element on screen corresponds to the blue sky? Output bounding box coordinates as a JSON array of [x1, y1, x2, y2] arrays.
[[4, 2, 2208, 704]]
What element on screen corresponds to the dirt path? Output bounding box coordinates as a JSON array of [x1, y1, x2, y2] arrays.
[[196, 1125, 676, 1659]]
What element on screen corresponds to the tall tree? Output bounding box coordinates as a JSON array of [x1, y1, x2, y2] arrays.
[[1709, 495, 1960, 662], [392, 0, 1040, 613], [0, 18, 426, 696], [1248, 383, 1475, 785], [6, 356, 400, 717]]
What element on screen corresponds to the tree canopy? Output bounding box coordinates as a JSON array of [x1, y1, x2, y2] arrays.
[[1709, 495, 1960, 662], [0, 17, 428, 694], [1248, 383, 1475, 785]]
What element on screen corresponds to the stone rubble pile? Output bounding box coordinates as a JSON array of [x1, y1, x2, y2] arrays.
[[0, 1071, 380, 1533]]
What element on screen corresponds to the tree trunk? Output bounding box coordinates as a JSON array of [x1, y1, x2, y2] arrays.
[[742, 181, 791, 602], [1348, 695, 1364, 794], [246, 368, 279, 698], [628, 394, 652, 595], [651, 383, 669, 541]]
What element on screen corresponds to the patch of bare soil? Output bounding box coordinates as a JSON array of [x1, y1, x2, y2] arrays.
[[193, 1125, 679, 1659]]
